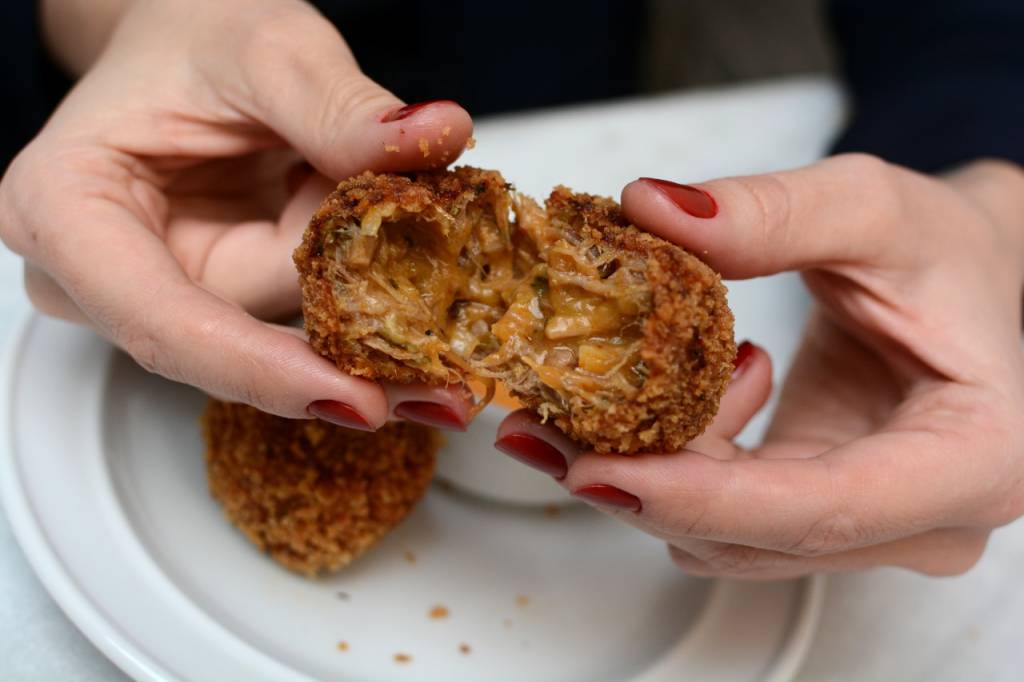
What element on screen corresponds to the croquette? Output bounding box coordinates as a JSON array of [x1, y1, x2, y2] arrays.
[[294, 166, 735, 454], [201, 400, 440, 575]]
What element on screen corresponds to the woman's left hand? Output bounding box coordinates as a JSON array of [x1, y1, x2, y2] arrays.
[[496, 154, 1024, 579]]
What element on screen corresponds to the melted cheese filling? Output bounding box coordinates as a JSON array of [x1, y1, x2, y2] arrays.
[[324, 194, 652, 417]]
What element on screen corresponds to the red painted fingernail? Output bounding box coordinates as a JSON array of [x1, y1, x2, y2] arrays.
[[572, 483, 642, 513], [381, 99, 458, 123], [494, 433, 568, 480], [640, 177, 718, 219], [733, 340, 755, 378], [307, 400, 374, 432], [394, 401, 467, 431]]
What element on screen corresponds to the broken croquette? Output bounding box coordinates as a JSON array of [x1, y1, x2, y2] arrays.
[[294, 166, 735, 453]]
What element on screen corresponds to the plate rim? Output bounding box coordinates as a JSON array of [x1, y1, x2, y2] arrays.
[[0, 311, 825, 682], [0, 312, 176, 681]]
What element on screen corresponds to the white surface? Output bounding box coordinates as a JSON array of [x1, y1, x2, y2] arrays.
[[0, 76, 1020, 681], [1, 313, 822, 682]]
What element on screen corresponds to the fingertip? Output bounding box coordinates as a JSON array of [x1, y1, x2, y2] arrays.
[[384, 382, 474, 431], [272, 331, 391, 426], [376, 100, 474, 171], [495, 409, 580, 461], [620, 177, 720, 262]]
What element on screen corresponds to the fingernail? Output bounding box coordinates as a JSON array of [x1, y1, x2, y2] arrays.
[[381, 99, 458, 123], [394, 401, 467, 431], [307, 400, 375, 432], [494, 433, 568, 480], [572, 483, 642, 512], [640, 177, 718, 219], [732, 340, 755, 378]]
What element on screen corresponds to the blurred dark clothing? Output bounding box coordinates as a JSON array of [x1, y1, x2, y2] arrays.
[[0, 3, 72, 170], [829, 0, 1024, 172], [2, 1, 1023, 175]]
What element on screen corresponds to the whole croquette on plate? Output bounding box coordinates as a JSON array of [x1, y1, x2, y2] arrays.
[[201, 400, 440, 575], [295, 166, 735, 454]]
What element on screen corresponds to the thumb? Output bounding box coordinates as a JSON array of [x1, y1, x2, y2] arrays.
[[621, 154, 909, 279], [219, 8, 473, 179]]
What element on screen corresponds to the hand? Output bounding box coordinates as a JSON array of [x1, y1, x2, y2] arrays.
[[1, 0, 476, 430], [497, 154, 1024, 578]]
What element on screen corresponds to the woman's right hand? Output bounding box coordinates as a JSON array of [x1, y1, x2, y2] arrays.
[[0, 0, 475, 430]]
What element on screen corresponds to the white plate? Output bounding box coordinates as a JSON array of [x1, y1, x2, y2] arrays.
[[1, 266, 822, 682]]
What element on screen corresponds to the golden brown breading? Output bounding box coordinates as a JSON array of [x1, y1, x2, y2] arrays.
[[294, 166, 735, 453], [202, 400, 440, 575]]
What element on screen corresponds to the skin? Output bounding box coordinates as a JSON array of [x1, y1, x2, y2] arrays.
[[2, 0, 477, 427], [500, 155, 1024, 578], [10, 1, 1024, 578]]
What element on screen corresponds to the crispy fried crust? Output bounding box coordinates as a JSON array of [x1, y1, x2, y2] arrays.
[[202, 400, 439, 575], [295, 167, 510, 385], [536, 189, 735, 452], [295, 167, 735, 453]]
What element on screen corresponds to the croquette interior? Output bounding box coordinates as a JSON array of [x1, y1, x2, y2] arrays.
[[296, 167, 735, 453], [313, 173, 650, 414]]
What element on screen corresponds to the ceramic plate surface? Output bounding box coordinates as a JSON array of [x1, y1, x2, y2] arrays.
[[2, 267, 822, 682]]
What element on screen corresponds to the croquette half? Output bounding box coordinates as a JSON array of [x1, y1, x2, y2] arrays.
[[295, 166, 735, 453], [202, 400, 440, 575]]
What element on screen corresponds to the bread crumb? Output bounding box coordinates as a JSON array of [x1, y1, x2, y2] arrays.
[[404, 550, 417, 564], [394, 653, 412, 664], [502, 618, 513, 628], [384, 144, 400, 153], [428, 605, 449, 619], [458, 643, 471, 655], [465, 136, 476, 149], [337, 641, 349, 651], [418, 138, 430, 158], [442, 126, 451, 137], [516, 595, 530, 607], [335, 591, 350, 601], [543, 504, 560, 518]]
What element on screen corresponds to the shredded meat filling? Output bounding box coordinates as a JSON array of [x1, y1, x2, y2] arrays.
[[321, 191, 651, 419]]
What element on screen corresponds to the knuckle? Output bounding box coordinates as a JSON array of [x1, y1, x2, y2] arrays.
[[23, 267, 66, 318], [920, 533, 989, 577], [733, 173, 793, 253], [668, 546, 715, 577], [316, 73, 390, 136], [786, 512, 867, 557], [703, 543, 767, 575], [239, 5, 336, 61], [0, 159, 34, 254], [831, 152, 904, 226], [121, 324, 168, 377]]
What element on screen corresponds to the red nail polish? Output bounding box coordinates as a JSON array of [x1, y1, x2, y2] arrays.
[[572, 483, 642, 512], [381, 99, 458, 123], [494, 433, 568, 480], [733, 340, 755, 378], [394, 401, 467, 431], [640, 177, 718, 219], [307, 400, 374, 432]]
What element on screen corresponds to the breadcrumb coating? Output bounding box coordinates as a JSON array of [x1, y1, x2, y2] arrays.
[[295, 167, 735, 453], [202, 400, 439, 575]]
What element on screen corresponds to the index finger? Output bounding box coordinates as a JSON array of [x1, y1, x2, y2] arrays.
[[620, 153, 933, 280]]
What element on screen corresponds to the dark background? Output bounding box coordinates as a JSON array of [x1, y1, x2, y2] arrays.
[[2, 0, 1022, 174]]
